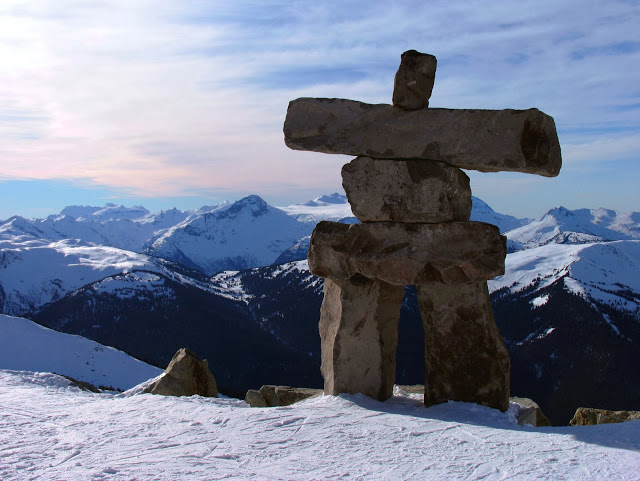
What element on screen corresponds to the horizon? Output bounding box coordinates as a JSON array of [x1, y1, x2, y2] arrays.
[[1, 189, 635, 224], [1, 1, 639, 220]]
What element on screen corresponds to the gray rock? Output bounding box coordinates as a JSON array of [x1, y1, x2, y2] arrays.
[[320, 277, 404, 401], [275, 387, 323, 406], [245, 389, 268, 407], [259, 385, 282, 407], [284, 98, 561, 177], [510, 397, 552, 426], [308, 221, 506, 286], [143, 348, 218, 398], [418, 282, 510, 412], [569, 407, 640, 426], [342, 157, 471, 223], [392, 50, 437, 110]]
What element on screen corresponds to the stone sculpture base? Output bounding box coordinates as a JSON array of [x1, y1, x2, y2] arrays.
[[319, 276, 404, 401], [418, 281, 510, 411]]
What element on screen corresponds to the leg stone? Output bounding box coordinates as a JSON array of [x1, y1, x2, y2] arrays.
[[319, 276, 404, 401], [418, 281, 510, 411]]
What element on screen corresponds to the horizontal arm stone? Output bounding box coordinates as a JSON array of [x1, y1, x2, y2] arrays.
[[308, 221, 506, 285], [284, 98, 562, 177]]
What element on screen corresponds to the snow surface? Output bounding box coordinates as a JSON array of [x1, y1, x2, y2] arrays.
[[0, 315, 161, 390], [1, 370, 638, 480]]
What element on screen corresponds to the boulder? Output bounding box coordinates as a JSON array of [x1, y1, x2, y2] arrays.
[[143, 348, 218, 397], [245, 386, 323, 407], [569, 407, 640, 426], [510, 397, 552, 426], [418, 282, 510, 412], [275, 387, 322, 406], [392, 50, 437, 110], [308, 221, 506, 286], [284, 98, 561, 177], [245, 389, 268, 407], [342, 157, 471, 223], [320, 277, 404, 401]]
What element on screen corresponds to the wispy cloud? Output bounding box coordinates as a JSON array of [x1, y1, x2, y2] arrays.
[[0, 0, 638, 213]]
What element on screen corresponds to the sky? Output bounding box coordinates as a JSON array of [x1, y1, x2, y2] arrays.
[[0, 0, 639, 220]]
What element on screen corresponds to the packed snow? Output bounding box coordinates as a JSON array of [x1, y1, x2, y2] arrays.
[[0, 315, 161, 390], [0, 370, 638, 480]]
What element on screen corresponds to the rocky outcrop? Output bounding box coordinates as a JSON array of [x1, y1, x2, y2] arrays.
[[308, 221, 506, 285], [342, 157, 471, 223], [392, 50, 437, 110], [283, 49, 561, 412], [284, 99, 561, 177], [569, 407, 640, 426], [143, 348, 218, 397]]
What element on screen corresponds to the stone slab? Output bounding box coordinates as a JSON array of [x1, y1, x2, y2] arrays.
[[393, 50, 437, 110], [308, 221, 506, 285], [342, 156, 471, 223], [284, 98, 562, 177], [320, 277, 404, 401], [418, 281, 510, 411], [569, 407, 640, 426]]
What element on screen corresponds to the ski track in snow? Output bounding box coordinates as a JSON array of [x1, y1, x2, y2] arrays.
[[1, 371, 639, 480]]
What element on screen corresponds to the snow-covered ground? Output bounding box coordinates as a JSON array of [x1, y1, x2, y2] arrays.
[[1, 369, 638, 481], [0, 315, 161, 390]]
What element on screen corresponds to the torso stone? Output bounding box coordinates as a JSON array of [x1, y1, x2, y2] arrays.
[[308, 221, 506, 285], [342, 156, 471, 223]]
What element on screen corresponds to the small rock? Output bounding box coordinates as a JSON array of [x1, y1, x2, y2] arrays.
[[275, 387, 323, 406], [510, 397, 552, 426], [392, 50, 437, 110], [308, 221, 506, 286], [570, 407, 640, 426], [245, 389, 268, 407], [342, 157, 471, 223], [143, 348, 218, 397]]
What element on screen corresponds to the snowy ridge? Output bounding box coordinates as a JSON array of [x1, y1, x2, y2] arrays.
[[1, 370, 639, 480], [470, 197, 530, 233], [0, 315, 161, 390], [489, 240, 640, 313], [505, 206, 640, 250], [278, 192, 355, 224], [0, 240, 219, 315]]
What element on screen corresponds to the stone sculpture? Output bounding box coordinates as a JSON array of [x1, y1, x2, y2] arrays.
[[283, 50, 562, 412]]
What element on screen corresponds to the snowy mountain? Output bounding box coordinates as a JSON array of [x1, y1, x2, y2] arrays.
[[278, 193, 357, 224], [505, 206, 640, 250], [2, 194, 640, 424], [147, 195, 312, 275], [0, 314, 161, 390], [470, 197, 530, 233]]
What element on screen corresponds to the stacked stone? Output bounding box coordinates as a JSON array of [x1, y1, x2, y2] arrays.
[[283, 50, 562, 412]]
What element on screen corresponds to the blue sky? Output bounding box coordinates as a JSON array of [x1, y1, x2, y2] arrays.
[[0, 0, 639, 219]]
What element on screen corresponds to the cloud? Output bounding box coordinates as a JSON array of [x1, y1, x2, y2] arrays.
[[0, 0, 638, 208]]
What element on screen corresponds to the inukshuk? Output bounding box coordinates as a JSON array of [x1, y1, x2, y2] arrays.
[[283, 50, 562, 411]]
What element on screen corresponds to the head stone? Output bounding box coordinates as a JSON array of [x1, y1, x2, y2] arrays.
[[392, 50, 437, 110]]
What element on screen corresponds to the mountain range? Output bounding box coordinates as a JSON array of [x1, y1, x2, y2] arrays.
[[1, 193, 639, 424]]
